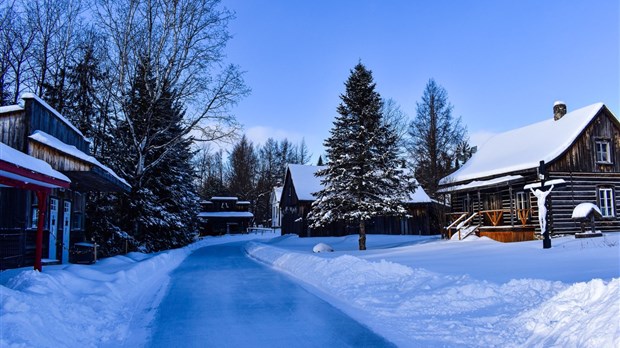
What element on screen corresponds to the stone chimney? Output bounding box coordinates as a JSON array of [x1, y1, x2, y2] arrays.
[[553, 101, 567, 121]]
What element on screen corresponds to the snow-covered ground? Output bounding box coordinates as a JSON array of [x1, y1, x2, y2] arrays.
[[1, 231, 618, 347]]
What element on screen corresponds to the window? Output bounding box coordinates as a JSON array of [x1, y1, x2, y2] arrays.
[[515, 192, 529, 210], [598, 188, 615, 217], [595, 140, 612, 163], [515, 191, 530, 224]]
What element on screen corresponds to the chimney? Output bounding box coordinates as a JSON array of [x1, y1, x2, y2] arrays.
[[553, 101, 567, 121]]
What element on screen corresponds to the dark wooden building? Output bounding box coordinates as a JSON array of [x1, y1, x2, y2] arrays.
[[197, 197, 254, 235], [0, 94, 130, 270], [439, 102, 620, 242], [280, 164, 440, 237]]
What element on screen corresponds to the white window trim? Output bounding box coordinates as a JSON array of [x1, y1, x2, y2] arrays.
[[598, 187, 615, 218], [595, 140, 612, 164]]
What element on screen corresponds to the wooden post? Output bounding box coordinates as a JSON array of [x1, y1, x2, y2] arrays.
[[359, 221, 366, 250], [34, 190, 49, 272]]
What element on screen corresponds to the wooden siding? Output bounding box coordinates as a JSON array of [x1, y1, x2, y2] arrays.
[[28, 141, 92, 172], [24, 98, 90, 153], [0, 110, 27, 150], [547, 172, 620, 234], [549, 109, 620, 173]]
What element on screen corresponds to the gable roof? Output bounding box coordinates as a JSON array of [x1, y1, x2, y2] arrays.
[[440, 103, 609, 185], [287, 164, 326, 201], [287, 163, 432, 203]]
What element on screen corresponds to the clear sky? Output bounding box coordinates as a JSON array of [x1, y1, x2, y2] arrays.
[[221, 0, 619, 161]]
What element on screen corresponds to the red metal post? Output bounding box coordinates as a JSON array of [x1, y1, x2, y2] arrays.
[[34, 190, 49, 272]]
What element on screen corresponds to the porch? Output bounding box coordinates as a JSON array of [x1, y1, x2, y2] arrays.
[[445, 209, 536, 243]]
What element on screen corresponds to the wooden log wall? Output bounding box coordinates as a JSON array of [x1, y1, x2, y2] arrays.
[[549, 172, 620, 234]]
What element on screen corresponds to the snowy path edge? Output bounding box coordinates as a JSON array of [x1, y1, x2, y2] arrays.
[[244, 241, 620, 347]]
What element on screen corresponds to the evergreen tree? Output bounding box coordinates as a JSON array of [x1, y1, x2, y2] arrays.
[[316, 155, 324, 166], [408, 79, 466, 198], [227, 135, 258, 201], [115, 58, 199, 251], [309, 63, 414, 250]]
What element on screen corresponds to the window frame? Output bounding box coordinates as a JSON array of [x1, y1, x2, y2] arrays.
[[594, 139, 612, 164], [598, 187, 615, 218]]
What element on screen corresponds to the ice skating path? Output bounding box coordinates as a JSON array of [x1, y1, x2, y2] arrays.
[[146, 241, 395, 348]]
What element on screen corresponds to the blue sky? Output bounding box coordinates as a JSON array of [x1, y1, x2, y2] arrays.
[[222, 0, 619, 161]]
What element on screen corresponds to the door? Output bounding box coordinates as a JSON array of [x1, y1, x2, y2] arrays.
[[62, 201, 71, 263], [48, 198, 59, 260]]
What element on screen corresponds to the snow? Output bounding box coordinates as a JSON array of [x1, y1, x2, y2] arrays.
[[572, 203, 602, 219], [312, 242, 334, 253], [0, 141, 71, 184], [441, 103, 606, 185], [287, 164, 327, 201], [197, 211, 254, 218], [439, 174, 523, 193], [289, 164, 431, 203], [523, 178, 566, 189], [0, 234, 270, 348], [0, 105, 24, 114], [2, 232, 618, 347], [210, 196, 238, 200], [29, 130, 129, 188]]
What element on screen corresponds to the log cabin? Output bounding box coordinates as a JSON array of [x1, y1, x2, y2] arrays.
[[280, 164, 440, 237], [438, 102, 620, 242], [0, 94, 130, 270]]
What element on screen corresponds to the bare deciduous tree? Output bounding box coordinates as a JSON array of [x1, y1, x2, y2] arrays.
[[94, 0, 249, 180]]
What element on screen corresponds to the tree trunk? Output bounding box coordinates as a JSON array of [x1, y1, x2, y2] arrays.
[[358, 221, 366, 250]]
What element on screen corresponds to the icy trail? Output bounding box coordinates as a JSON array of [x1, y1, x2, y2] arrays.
[[146, 242, 395, 347]]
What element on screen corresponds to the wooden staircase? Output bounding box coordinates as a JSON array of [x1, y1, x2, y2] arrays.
[[446, 212, 480, 240]]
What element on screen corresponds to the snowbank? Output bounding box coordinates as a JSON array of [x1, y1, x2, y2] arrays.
[[245, 235, 620, 347], [0, 234, 271, 348]]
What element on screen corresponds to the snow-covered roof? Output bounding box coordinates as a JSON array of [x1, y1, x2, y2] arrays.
[[0, 141, 71, 187], [439, 175, 524, 193], [571, 203, 602, 219], [405, 181, 433, 203], [197, 211, 254, 218], [211, 196, 238, 200], [288, 164, 431, 204], [440, 103, 607, 185], [237, 201, 251, 205], [287, 164, 326, 201], [29, 131, 129, 188], [0, 105, 24, 114], [21, 93, 86, 139]]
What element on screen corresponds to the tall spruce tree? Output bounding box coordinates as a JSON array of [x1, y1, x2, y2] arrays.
[[116, 58, 199, 251], [309, 63, 414, 250], [408, 79, 467, 198]]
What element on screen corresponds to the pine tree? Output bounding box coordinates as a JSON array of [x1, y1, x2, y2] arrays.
[[115, 58, 199, 251], [408, 79, 466, 198], [309, 63, 414, 250], [316, 155, 324, 166], [227, 135, 258, 201]]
